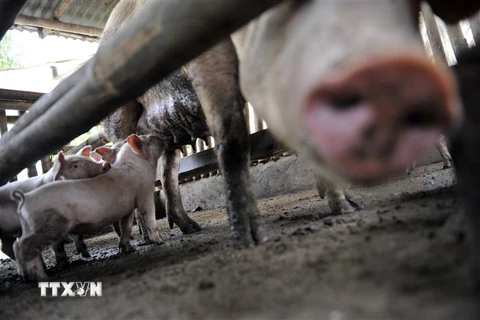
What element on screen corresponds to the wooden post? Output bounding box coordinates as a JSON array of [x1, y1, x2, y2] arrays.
[[0, 0, 283, 185], [0, 0, 28, 41], [469, 15, 480, 46], [421, 3, 449, 65], [446, 23, 469, 57], [41, 156, 53, 174], [0, 109, 7, 136], [27, 163, 38, 177]]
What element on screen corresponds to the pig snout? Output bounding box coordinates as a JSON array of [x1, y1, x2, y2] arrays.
[[304, 56, 458, 183], [102, 162, 111, 172]]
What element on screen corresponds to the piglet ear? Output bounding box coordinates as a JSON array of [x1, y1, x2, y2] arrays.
[[53, 152, 65, 181], [57, 151, 65, 164], [77, 145, 92, 157], [90, 151, 103, 162], [127, 134, 144, 156]]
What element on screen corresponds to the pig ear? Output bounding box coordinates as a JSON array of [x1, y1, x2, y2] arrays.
[[53, 152, 65, 181], [90, 151, 103, 162], [127, 135, 143, 155], [95, 147, 113, 158], [77, 146, 92, 157], [57, 151, 65, 164]]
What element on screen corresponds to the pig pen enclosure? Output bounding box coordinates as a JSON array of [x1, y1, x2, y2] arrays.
[[0, 1, 480, 319]]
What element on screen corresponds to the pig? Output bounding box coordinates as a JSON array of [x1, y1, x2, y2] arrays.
[[0, 147, 110, 262], [94, 140, 166, 241], [12, 134, 163, 281], [231, 0, 461, 187], [101, 1, 364, 247]]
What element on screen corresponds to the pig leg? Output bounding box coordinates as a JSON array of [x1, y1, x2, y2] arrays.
[[72, 234, 90, 258], [160, 149, 201, 233], [1, 237, 16, 260], [314, 173, 360, 214], [51, 239, 69, 269], [186, 40, 266, 247], [436, 135, 452, 169], [14, 235, 48, 281], [136, 192, 164, 245], [135, 211, 150, 241], [119, 211, 135, 253], [406, 161, 416, 174]]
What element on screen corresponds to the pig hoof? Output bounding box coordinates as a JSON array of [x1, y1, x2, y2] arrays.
[[173, 216, 202, 234], [57, 259, 70, 270], [329, 194, 361, 215], [442, 163, 452, 169], [119, 243, 135, 254]]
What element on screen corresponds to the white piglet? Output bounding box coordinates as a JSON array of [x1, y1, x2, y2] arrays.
[[12, 134, 164, 281]]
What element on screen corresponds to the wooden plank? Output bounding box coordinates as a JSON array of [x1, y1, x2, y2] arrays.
[[0, 0, 28, 40], [14, 14, 103, 38], [0, 88, 43, 102], [0, 100, 32, 111], [172, 129, 287, 181], [0, 0, 283, 185]]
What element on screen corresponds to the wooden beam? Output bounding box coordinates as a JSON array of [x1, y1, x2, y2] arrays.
[[0, 100, 31, 111], [169, 129, 287, 182], [0, 0, 283, 185], [0, 88, 43, 102], [0, 0, 28, 40], [14, 14, 103, 38]]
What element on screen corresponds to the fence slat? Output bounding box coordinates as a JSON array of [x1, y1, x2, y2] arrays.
[[421, 4, 449, 65], [446, 23, 469, 56]]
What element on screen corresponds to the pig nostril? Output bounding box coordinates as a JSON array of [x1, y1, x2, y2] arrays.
[[329, 93, 363, 111], [402, 109, 438, 129], [362, 126, 376, 141]]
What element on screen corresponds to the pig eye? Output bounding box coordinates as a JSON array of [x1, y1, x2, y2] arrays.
[[73, 163, 79, 168], [330, 94, 363, 111]]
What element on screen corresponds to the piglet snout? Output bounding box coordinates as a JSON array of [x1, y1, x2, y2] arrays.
[[304, 55, 458, 183]]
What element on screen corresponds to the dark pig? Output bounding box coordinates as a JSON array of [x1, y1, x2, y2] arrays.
[[101, 0, 264, 247]]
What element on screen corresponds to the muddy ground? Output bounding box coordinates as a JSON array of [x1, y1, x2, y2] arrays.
[[0, 162, 475, 320]]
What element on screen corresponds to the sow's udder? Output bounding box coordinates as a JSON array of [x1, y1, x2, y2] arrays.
[[303, 56, 458, 183]]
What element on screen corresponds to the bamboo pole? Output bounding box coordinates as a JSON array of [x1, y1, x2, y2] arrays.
[[0, 0, 282, 184]]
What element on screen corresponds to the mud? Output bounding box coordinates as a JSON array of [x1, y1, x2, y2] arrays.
[[0, 162, 473, 320]]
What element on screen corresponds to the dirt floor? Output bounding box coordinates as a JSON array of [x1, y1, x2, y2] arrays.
[[0, 162, 475, 320]]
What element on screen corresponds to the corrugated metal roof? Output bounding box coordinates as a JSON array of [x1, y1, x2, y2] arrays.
[[13, 0, 120, 41]]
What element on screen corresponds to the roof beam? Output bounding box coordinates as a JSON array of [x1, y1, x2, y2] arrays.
[[15, 14, 102, 38]]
